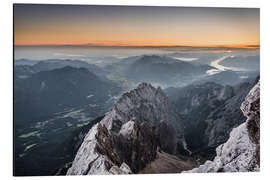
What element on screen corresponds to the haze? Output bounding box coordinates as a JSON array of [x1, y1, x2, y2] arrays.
[[14, 4, 260, 47]]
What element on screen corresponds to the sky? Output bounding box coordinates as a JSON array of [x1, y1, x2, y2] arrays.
[[14, 4, 260, 47]]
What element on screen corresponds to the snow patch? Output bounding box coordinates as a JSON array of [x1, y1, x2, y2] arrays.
[[119, 120, 135, 136]]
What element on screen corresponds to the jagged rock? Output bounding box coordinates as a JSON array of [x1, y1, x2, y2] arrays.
[[205, 82, 252, 147], [86, 155, 112, 175], [66, 119, 167, 175], [101, 83, 185, 140], [119, 163, 132, 174], [94, 121, 158, 173], [155, 121, 177, 154], [167, 81, 253, 150], [55, 162, 72, 175], [66, 123, 100, 175], [67, 83, 185, 175], [125, 121, 158, 172], [241, 80, 260, 166], [109, 163, 132, 174], [241, 81, 260, 144], [119, 120, 135, 137], [184, 80, 260, 173]]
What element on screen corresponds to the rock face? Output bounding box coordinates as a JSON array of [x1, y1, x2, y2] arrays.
[[166, 81, 253, 150], [184, 80, 260, 173], [205, 82, 253, 147], [241, 79, 260, 166], [67, 83, 185, 175]]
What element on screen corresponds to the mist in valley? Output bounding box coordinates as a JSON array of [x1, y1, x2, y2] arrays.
[[14, 46, 259, 175]]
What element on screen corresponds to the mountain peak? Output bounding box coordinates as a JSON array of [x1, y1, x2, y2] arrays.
[[52, 65, 88, 73], [106, 83, 181, 133], [67, 83, 186, 175], [137, 82, 154, 89]]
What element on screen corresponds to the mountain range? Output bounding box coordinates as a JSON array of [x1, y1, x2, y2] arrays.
[[185, 79, 260, 172], [65, 79, 260, 174], [14, 65, 122, 176], [165, 80, 255, 153], [67, 83, 191, 175], [104, 55, 258, 88], [13, 56, 260, 175], [15, 59, 107, 79]]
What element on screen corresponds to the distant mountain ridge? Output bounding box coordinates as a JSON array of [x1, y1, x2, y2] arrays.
[[14, 66, 121, 125], [15, 59, 40, 66], [15, 59, 107, 79], [104, 55, 214, 87], [125, 55, 213, 86]]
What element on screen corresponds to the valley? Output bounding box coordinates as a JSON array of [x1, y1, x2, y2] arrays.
[[13, 46, 260, 175]]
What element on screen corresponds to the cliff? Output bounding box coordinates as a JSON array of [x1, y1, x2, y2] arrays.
[[67, 83, 186, 175], [184, 80, 260, 172]]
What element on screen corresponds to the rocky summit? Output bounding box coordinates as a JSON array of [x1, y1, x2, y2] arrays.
[[67, 83, 186, 175], [184, 80, 260, 173]]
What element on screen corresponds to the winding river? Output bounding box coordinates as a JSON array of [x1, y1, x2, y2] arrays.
[[207, 55, 246, 75]]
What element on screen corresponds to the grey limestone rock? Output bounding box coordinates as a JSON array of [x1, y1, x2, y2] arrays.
[[184, 80, 260, 173], [67, 83, 186, 175]]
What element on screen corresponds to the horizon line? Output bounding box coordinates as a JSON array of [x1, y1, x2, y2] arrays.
[[14, 44, 260, 49]]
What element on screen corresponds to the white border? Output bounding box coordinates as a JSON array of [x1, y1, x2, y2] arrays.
[[11, 0, 262, 8], [1, 0, 270, 180]]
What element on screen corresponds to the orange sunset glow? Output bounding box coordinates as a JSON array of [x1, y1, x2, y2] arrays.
[[14, 5, 260, 48]]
